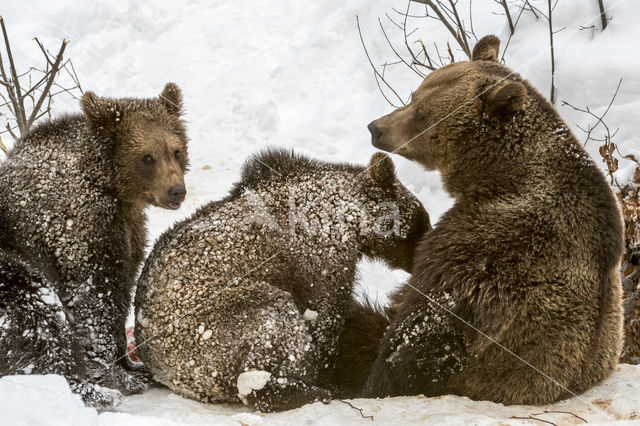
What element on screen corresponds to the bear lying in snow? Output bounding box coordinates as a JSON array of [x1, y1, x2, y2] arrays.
[[358, 35, 624, 404], [0, 83, 189, 407], [134, 149, 430, 412]]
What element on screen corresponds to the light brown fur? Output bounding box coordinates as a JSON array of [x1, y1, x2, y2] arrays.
[[364, 35, 624, 404]]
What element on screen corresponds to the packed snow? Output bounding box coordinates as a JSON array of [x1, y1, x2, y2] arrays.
[[3, 365, 640, 425], [1, 0, 639, 424], [303, 309, 319, 321], [237, 371, 272, 397]]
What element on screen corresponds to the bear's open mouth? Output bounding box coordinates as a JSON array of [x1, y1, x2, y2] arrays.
[[168, 202, 182, 210]]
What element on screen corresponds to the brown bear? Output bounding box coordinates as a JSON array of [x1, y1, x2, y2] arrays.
[[0, 83, 188, 407], [134, 149, 430, 412], [358, 35, 624, 405]]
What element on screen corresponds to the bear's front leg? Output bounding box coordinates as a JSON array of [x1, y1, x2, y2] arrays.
[[364, 292, 468, 398], [302, 294, 352, 388], [64, 267, 148, 396]]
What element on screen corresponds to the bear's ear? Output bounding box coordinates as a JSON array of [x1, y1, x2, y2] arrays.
[[472, 35, 500, 62], [159, 82, 183, 116], [366, 152, 396, 188], [80, 91, 122, 133], [486, 81, 527, 114]]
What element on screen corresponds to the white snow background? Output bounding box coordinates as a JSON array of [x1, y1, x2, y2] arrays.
[[1, 0, 640, 424]]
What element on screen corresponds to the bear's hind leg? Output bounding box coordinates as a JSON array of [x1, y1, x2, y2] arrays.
[[0, 250, 123, 407], [216, 282, 332, 411]]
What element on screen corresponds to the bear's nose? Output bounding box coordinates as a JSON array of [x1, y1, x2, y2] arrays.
[[168, 185, 186, 202], [368, 121, 382, 144]]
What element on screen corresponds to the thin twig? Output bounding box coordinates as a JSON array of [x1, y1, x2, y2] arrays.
[[511, 415, 557, 426], [356, 15, 406, 108], [337, 399, 374, 420], [411, 0, 471, 58], [532, 410, 588, 423], [500, 0, 515, 34], [598, 0, 608, 30], [547, 0, 556, 104], [378, 17, 424, 78], [0, 133, 8, 155], [448, 0, 471, 54], [0, 20, 25, 134], [26, 38, 68, 128], [500, 2, 527, 61], [561, 78, 622, 147], [0, 16, 27, 131]]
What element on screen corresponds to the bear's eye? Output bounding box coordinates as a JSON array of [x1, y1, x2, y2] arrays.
[[414, 108, 425, 121], [143, 155, 155, 165], [174, 150, 181, 160]]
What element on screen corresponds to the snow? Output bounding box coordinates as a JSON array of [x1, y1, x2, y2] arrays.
[[302, 309, 319, 321], [236, 371, 272, 397], [1, 0, 640, 424], [3, 365, 640, 425]]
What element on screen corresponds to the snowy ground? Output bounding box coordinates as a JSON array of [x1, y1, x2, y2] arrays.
[[1, 0, 640, 424], [3, 364, 640, 425]]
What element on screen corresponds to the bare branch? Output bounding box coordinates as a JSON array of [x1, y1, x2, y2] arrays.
[[500, 2, 527, 61], [356, 16, 406, 108], [378, 17, 424, 78], [337, 399, 374, 420], [0, 16, 27, 132], [499, 0, 515, 34], [411, 0, 471, 58], [547, 0, 556, 104], [598, 0, 608, 30], [0, 18, 25, 134], [0, 133, 7, 155], [561, 78, 622, 147], [26, 39, 68, 128]]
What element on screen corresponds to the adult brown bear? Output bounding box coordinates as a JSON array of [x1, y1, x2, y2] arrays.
[[360, 35, 624, 405]]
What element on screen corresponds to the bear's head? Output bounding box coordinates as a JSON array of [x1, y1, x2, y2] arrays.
[[368, 35, 535, 198], [360, 152, 431, 273], [80, 83, 189, 210]]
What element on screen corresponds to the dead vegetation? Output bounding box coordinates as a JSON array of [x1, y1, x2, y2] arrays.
[[0, 16, 82, 156], [361, 1, 637, 362], [562, 79, 639, 363]]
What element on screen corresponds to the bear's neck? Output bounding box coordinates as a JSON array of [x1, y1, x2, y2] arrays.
[[119, 199, 148, 268], [443, 108, 570, 202]]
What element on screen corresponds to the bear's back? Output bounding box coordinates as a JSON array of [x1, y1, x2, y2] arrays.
[[0, 115, 120, 283]]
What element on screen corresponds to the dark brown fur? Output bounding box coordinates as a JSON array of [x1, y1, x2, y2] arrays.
[[0, 83, 188, 407], [363, 35, 624, 404]]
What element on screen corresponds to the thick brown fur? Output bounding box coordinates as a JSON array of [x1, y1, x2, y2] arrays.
[[135, 149, 431, 412], [364, 35, 624, 405], [0, 83, 188, 407], [332, 296, 389, 398]]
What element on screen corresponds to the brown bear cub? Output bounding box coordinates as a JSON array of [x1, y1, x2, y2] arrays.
[[134, 149, 430, 412], [358, 35, 624, 404], [0, 83, 188, 407]]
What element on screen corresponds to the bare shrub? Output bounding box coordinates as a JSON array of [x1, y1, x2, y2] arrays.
[[0, 16, 82, 152]]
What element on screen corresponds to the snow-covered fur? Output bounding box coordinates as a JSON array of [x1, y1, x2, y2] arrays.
[[364, 35, 625, 404], [134, 149, 430, 412], [0, 83, 188, 407]]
